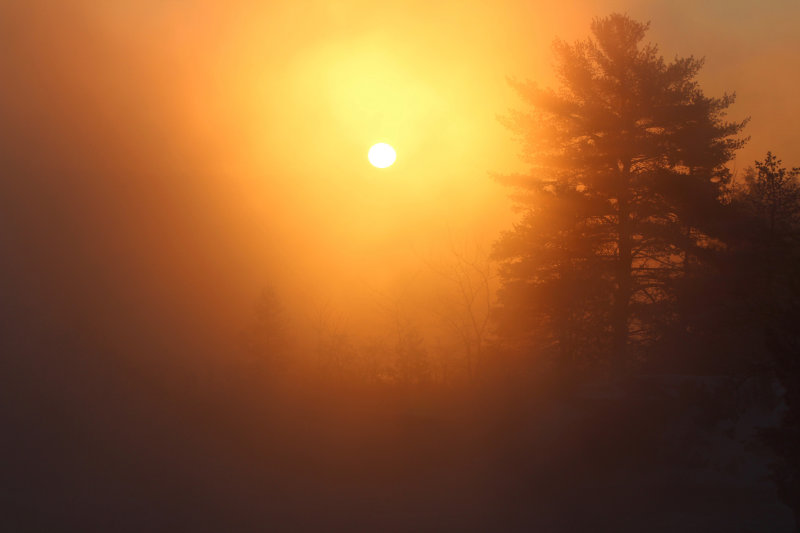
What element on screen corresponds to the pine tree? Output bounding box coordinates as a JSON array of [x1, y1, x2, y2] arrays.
[[730, 153, 800, 527], [494, 14, 747, 372]]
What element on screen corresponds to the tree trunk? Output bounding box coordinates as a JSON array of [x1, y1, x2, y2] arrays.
[[612, 162, 632, 371]]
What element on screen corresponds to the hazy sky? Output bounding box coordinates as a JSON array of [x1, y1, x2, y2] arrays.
[[2, 1, 798, 348]]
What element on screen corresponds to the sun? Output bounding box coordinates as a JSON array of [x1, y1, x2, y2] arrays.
[[368, 143, 396, 168]]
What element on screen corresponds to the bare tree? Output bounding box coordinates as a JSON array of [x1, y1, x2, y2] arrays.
[[424, 240, 495, 382], [308, 300, 358, 377], [240, 288, 291, 376]]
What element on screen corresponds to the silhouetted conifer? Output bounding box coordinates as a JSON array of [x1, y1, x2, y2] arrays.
[[731, 153, 800, 525], [494, 13, 747, 373]]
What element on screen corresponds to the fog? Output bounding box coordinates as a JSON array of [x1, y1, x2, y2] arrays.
[[2, 2, 799, 530]]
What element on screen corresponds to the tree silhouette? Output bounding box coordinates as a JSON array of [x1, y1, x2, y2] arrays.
[[741, 152, 800, 257], [392, 318, 430, 385], [425, 241, 494, 382], [728, 153, 800, 526], [494, 13, 747, 372], [241, 288, 291, 375]]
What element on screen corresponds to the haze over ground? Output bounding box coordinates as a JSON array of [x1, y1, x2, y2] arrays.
[[3, 3, 800, 531]]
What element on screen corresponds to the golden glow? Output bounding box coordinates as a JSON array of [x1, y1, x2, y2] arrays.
[[5, 0, 788, 349], [368, 143, 396, 168]]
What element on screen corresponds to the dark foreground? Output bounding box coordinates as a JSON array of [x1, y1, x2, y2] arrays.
[[2, 349, 794, 532]]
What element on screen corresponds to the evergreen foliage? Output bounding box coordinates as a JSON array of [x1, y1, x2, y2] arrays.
[[494, 14, 747, 372]]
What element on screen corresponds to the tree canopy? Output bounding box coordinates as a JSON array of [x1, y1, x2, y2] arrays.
[[494, 13, 748, 372]]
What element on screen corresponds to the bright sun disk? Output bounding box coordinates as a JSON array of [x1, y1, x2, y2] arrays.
[[368, 143, 396, 168]]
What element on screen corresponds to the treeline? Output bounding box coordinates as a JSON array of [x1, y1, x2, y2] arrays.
[[236, 13, 800, 525], [490, 13, 800, 524], [243, 15, 800, 389], [238, 251, 494, 387]]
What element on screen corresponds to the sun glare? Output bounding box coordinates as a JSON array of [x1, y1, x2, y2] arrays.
[[368, 143, 396, 168]]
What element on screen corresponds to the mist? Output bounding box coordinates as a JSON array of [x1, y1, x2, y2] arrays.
[[2, 1, 800, 531]]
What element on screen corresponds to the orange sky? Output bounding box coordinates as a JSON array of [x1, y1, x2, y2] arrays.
[[2, 0, 798, 347]]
